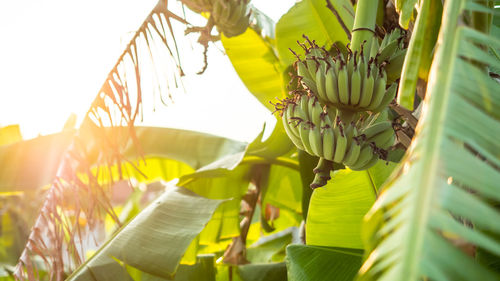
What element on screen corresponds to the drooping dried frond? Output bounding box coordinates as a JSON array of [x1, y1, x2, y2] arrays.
[[89, 0, 189, 126], [14, 1, 187, 280]]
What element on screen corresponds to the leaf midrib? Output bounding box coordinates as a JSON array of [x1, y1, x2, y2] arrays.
[[401, 0, 463, 279]]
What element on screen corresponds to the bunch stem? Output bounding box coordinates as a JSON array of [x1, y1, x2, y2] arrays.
[[350, 0, 379, 54], [310, 158, 334, 189]]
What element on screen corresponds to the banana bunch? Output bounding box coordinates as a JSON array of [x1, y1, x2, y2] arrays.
[[181, 0, 216, 13], [278, 94, 395, 171], [275, 31, 405, 185], [212, 0, 250, 37], [295, 38, 398, 114]]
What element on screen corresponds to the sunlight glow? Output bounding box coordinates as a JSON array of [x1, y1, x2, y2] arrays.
[[0, 0, 295, 142]]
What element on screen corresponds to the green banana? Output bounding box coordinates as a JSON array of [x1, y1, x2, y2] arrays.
[[289, 104, 306, 137], [301, 77, 318, 94], [309, 122, 323, 156], [292, 102, 308, 124], [343, 141, 362, 167], [347, 52, 355, 78], [322, 111, 334, 128], [309, 47, 323, 58], [359, 38, 370, 62], [299, 95, 310, 119], [337, 61, 350, 105], [352, 154, 379, 171], [315, 66, 328, 102], [350, 63, 362, 105], [372, 83, 397, 113], [297, 61, 313, 81], [284, 105, 300, 139], [310, 98, 323, 127], [349, 145, 374, 170], [282, 105, 292, 130], [367, 127, 395, 147], [321, 117, 335, 161], [299, 121, 314, 155], [283, 105, 305, 150], [361, 121, 392, 140], [367, 69, 387, 111], [342, 123, 355, 158], [370, 59, 379, 81], [333, 123, 347, 163], [324, 62, 340, 105], [307, 96, 315, 120], [359, 63, 375, 108], [293, 96, 314, 154], [306, 57, 319, 79], [325, 55, 336, 68], [378, 132, 395, 150], [358, 56, 367, 85], [297, 60, 317, 93], [334, 55, 342, 74], [306, 97, 325, 156]]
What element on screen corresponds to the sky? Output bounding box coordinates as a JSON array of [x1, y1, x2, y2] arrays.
[[0, 0, 295, 142]]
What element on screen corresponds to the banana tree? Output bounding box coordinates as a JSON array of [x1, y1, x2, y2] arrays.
[[3, 0, 500, 280]]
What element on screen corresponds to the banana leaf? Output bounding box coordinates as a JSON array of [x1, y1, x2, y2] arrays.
[[66, 186, 224, 280], [246, 123, 295, 160], [392, 0, 419, 29], [221, 27, 282, 112], [237, 262, 287, 281], [0, 127, 246, 192], [398, 0, 442, 109], [127, 254, 216, 281], [286, 244, 362, 281], [358, 1, 500, 280], [246, 227, 295, 263], [306, 161, 397, 249], [275, 0, 354, 66], [221, 24, 295, 158], [0, 131, 74, 191], [177, 156, 301, 263]]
